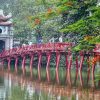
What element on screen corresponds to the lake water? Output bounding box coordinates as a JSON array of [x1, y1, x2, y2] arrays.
[[0, 71, 100, 100]]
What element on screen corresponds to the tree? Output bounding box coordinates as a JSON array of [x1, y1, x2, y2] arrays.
[[59, 0, 100, 51], [0, 0, 99, 50]]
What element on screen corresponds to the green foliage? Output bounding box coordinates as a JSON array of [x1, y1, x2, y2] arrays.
[[0, 0, 99, 50], [60, 1, 100, 51], [73, 40, 95, 52], [60, 6, 100, 34]]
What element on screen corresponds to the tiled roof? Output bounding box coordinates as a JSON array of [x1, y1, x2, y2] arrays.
[[0, 21, 12, 26], [0, 15, 11, 21], [93, 44, 100, 53]]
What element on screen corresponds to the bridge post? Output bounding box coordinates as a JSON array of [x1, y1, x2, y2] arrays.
[[75, 55, 79, 83], [79, 54, 84, 87], [46, 51, 51, 82], [38, 52, 42, 81], [92, 63, 95, 88], [29, 54, 34, 78], [15, 57, 18, 73], [87, 55, 90, 84], [22, 56, 26, 75], [56, 51, 61, 84], [67, 54, 72, 86], [65, 53, 68, 84], [7, 57, 11, 71]]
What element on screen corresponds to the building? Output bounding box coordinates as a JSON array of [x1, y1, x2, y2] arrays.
[[0, 10, 13, 52]]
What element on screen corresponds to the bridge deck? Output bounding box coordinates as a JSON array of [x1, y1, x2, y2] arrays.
[[0, 43, 72, 58], [93, 44, 100, 55], [0, 43, 100, 59]]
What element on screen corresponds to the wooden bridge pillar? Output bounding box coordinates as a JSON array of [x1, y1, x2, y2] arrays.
[[66, 54, 72, 86], [46, 51, 51, 82], [15, 57, 18, 73], [29, 54, 34, 78], [92, 63, 95, 88], [7, 58, 11, 71], [56, 51, 61, 84], [75, 56, 79, 83], [79, 55, 84, 87], [87, 56, 90, 84], [22, 56, 26, 75], [65, 54, 68, 84], [38, 52, 42, 81]]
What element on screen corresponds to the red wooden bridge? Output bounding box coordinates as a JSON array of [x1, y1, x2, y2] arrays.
[[0, 43, 100, 87]]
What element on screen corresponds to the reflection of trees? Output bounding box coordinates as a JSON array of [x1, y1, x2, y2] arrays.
[[0, 72, 100, 100], [0, 77, 6, 99], [0, 73, 12, 100], [0, 77, 4, 85], [10, 75, 100, 100]]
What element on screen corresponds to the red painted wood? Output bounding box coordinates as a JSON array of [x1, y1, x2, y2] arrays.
[[15, 57, 18, 73], [0, 43, 72, 58], [75, 56, 79, 82], [46, 52, 51, 82], [87, 56, 90, 84], [65, 54, 68, 84], [38, 52, 42, 81], [22, 56, 26, 75], [67, 55, 72, 86], [56, 51, 61, 84], [30, 55, 34, 78], [93, 44, 100, 54], [92, 64, 95, 88], [79, 55, 84, 87]]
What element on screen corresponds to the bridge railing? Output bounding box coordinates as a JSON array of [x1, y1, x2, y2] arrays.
[[0, 42, 72, 58], [0, 43, 100, 59], [93, 44, 100, 55]]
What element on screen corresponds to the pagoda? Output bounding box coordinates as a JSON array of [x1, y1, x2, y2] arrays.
[[0, 10, 13, 52]]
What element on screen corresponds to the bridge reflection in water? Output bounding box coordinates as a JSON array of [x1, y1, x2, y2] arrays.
[[0, 71, 100, 100]]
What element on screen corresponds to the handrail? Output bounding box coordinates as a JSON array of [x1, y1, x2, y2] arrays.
[[0, 42, 72, 58]]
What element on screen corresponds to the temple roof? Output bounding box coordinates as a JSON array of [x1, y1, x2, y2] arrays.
[[0, 10, 12, 26], [0, 9, 12, 21], [0, 21, 12, 26], [0, 15, 12, 21], [93, 44, 100, 54]]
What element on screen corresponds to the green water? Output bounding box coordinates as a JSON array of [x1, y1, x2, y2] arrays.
[[0, 71, 100, 100], [1, 62, 100, 100]]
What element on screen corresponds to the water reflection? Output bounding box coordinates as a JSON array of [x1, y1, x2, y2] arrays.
[[0, 72, 100, 100]]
